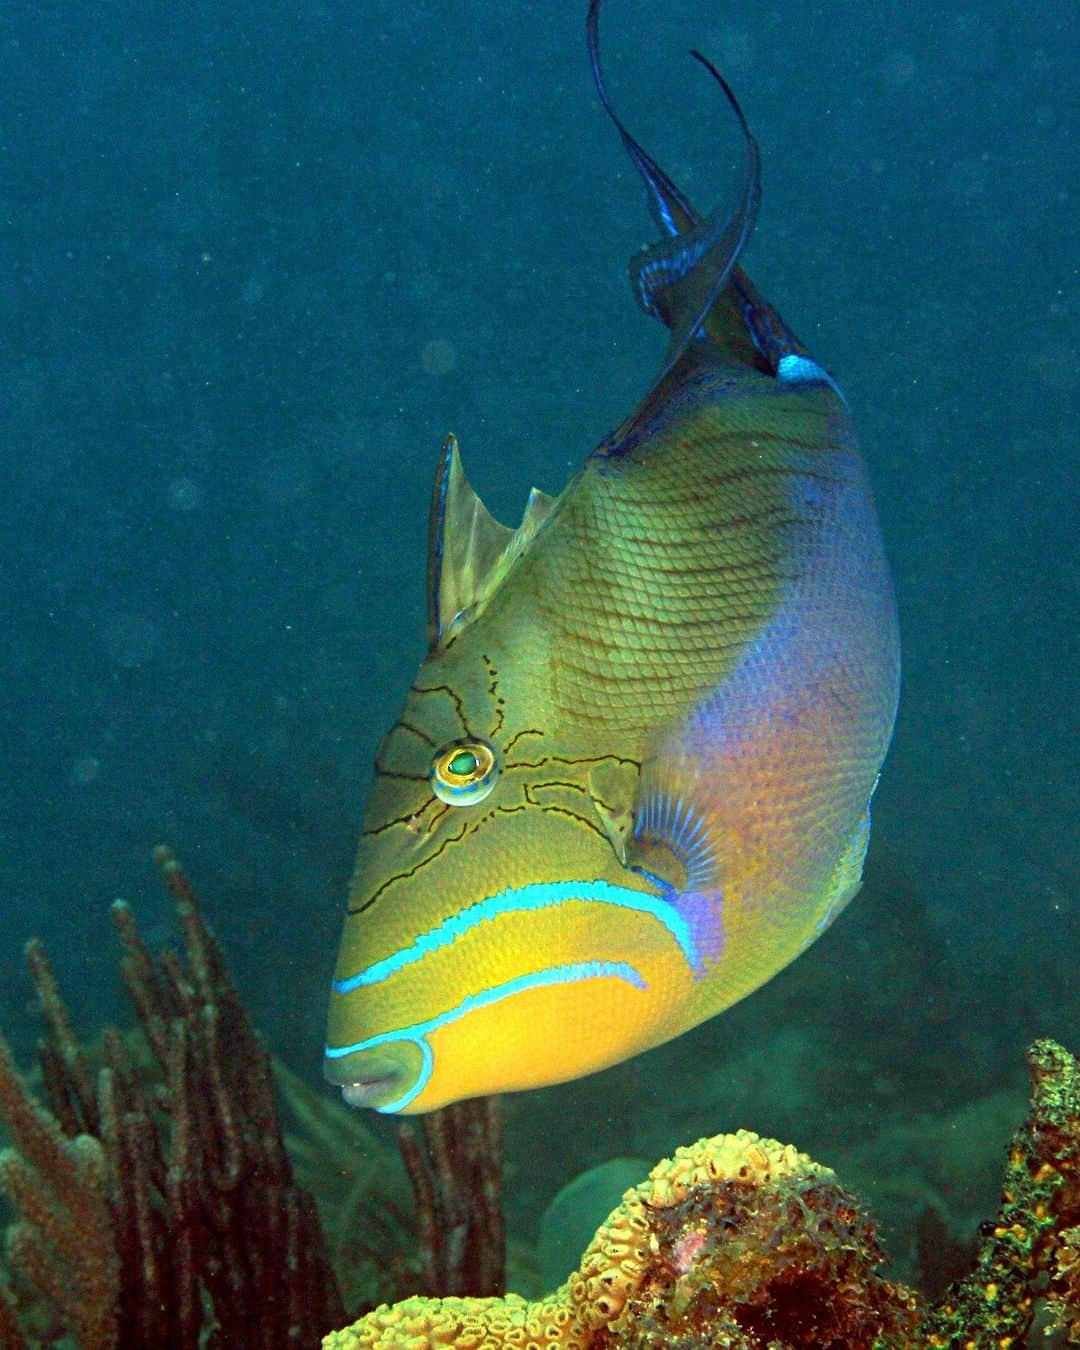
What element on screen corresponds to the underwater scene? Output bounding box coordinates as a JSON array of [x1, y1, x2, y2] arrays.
[[0, 0, 1075, 1344]]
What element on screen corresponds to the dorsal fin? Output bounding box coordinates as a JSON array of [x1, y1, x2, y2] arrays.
[[427, 434, 555, 651]]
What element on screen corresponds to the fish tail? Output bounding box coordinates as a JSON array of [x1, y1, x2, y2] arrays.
[[587, 1, 761, 376]]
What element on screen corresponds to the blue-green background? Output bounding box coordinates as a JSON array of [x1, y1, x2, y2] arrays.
[[1, 0, 1075, 1283]]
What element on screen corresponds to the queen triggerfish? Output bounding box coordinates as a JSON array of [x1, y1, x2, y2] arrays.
[[324, 0, 900, 1114]]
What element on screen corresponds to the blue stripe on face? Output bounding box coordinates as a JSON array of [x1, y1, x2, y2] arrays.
[[331, 877, 698, 995], [326, 959, 647, 1113]]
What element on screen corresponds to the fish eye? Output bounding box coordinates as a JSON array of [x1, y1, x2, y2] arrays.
[[430, 738, 499, 805]]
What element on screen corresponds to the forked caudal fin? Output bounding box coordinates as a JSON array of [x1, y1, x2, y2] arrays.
[[586, 0, 762, 378]]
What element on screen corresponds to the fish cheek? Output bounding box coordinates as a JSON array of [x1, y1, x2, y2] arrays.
[[402, 899, 693, 1112]]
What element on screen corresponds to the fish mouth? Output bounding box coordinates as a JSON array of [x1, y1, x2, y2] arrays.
[[339, 1075, 400, 1109], [323, 1047, 414, 1111]]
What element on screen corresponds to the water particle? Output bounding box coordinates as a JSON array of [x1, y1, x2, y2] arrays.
[[878, 51, 917, 89], [421, 338, 457, 376], [106, 613, 161, 668], [70, 756, 101, 786], [259, 455, 313, 505], [166, 476, 203, 512]]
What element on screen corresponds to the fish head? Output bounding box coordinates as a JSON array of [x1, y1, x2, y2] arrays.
[[323, 627, 666, 1114]]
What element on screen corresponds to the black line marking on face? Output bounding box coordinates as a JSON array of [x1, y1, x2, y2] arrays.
[[360, 794, 440, 838], [348, 816, 478, 914], [507, 751, 642, 772], [374, 760, 429, 784], [537, 803, 608, 841], [482, 655, 505, 739], [426, 801, 453, 834], [411, 681, 472, 737], [503, 727, 545, 756], [348, 782, 536, 917], [530, 778, 588, 798], [396, 719, 438, 749]]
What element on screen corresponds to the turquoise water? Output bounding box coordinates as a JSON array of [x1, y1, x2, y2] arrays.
[[0, 0, 1074, 1297]]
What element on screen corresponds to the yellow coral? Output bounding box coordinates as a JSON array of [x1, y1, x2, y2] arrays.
[[323, 1130, 828, 1349]]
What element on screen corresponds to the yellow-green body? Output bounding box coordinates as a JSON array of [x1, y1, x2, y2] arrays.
[[324, 6, 899, 1113]]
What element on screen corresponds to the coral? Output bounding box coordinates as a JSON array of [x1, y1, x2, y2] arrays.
[[0, 845, 344, 1346], [1047, 1224, 1080, 1340], [324, 1129, 920, 1349], [397, 1095, 505, 1298], [924, 1037, 1080, 1347], [0, 1032, 118, 1348], [605, 1133, 919, 1349], [0, 1274, 28, 1350], [0, 844, 507, 1340], [2, 843, 1071, 1349], [326, 1041, 1080, 1350], [278, 1062, 507, 1310]]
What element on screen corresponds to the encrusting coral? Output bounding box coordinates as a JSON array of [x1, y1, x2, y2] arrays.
[[326, 1040, 1080, 1350], [324, 1128, 921, 1349], [922, 1037, 1080, 1346]]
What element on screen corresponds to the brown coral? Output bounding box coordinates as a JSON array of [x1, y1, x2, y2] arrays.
[[0, 1033, 118, 1348], [0, 846, 344, 1346], [1047, 1223, 1080, 1340], [324, 1129, 919, 1349], [397, 1095, 505, 1298]]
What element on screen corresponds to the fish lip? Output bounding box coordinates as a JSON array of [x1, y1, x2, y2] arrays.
[[323, 1045, 417, 1111], [339, 1075, 399, 1109], [324, 1053, 405, 1109]]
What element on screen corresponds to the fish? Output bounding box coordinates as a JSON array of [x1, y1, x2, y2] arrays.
[[324, 0, 900, 1114]]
